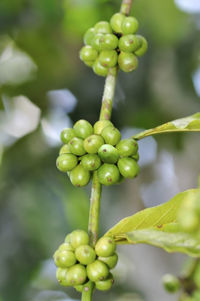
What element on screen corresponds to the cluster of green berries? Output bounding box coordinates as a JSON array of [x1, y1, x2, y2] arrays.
[[56, 119, 140, 187], [80, 13, 148, 76], [53, 230, 118, 292]]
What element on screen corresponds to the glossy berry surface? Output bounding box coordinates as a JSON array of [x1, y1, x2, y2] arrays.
[[60, 128, 76, 144], [56, 154, 78, 172], [99, 50, 118, 68], [118, 35, 141, 53], [121, 16, 139, 34], [162, 274, 180, 293], [84, 28, 95, 45], [83, 135, 104, 154], [66, 264, 87, 286], [70, 230, 90, 249], [56, 268, 68, 286], [59, 144, 71, 155], [110, 13, 125, 33], [95, 236, 116, 257], [97, 163, 120, 186], [103, 34, 118, 50], [118, 157, 139, 178], [95, 273, 114, 291], [69, 137, 86, 156], [54, 250, 76, 268], [81, 154, 101, 171], [94, 21, 112, 34], [93, 59, 108, 77], [92, 34, 104, 51], [132, 152, 139, 161], [93, 120, 113, 135], [58, 242, 74, 252], [75, 245, 96, 265], [101, 126, 121, 146], [98, 253, 118, 269], [98, 144, 119, 164], [69, 164, 90, 187], [80, 46, 98, 62], [116, 138, 138, 156], [87, 260, 109, 282], [118, 52, 138, 72], [73, 119, 93, 139], [135, 36, 148, 57]]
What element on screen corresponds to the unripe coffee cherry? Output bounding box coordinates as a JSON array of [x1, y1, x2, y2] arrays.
[[56, 154, 78, 172], [54, 250, 76, 268], [93, 59, 108, 77], [98, 144, 119, 164], [87, 260, 109, 282], [81, 154, 101, 171], [70, 230, 90, 249], [84, 28, 95, 46], [121, 16, 139, 34], [135, 36, 148, 57], [101, 126, 121, 146], [84, 60, 94, 67], [60, 128, 76, 144], [118, 52, 138, 72], [80, 46, 98, 62], [92, 34, 105, 51], [118, 35, 141, 53], [69, 137, 86, 156], [75, 245, 96, 265], [65, 233, 72, 243], [102, 34, 118, 50], [59, 144, 71, 155], [97, 163, 120, 186], [73, 119, 93, 139], [99, 50, 118, 68], [95, 236, 116, 257], [58, 242, 74, 252], [84, 135, 104, 154], [110, 13, 125, 34], [69, 164, 90, 187], [56, 268, 68, 286], [98, 253, 118, 269], [118, 158, 139, 178], [93, 120, 113, 135], [74, 284, 84, 292], [95, 273, 114, 291], [162, 274, 180, 293], [66, 264, 87, 286], [116, 138, 138, 156], [94, 21, 112, 34], [132, 152, 139, 161]]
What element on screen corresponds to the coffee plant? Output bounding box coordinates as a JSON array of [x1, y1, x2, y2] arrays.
[[54, 1, 200, 300]]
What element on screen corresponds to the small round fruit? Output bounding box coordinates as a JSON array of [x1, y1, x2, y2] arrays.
[[101, 126, 121, 146], [116, 138, 138, 156], [74, 284, 84, 292], [92, 34, 104, 51], [97, 163, 120, 186], [75, 245, 96, 265], [59, 144, 71, 155], [162, 274, 180, 293], [69, 137, 86, 156], [81, 154, 101, 171], [69, 164, 91, 187], [56, 268, 68, 286], [98, 144, 119, 164], [99, 50, 118, 68], [118, 35, 141, 53], [84, 28, 95, 45], [121, 16, 139, 34], [73, 119, 93, 139], [60, 128, 76, 144], [135, 36, 148, 57], [70, 230, 89, 249], [87, 260, 109, 282], [56, 154, 78, 172], [110, 13, 125, 34], [54, 250, 76, 268], [98, 253, 118, 269], [93, 120, 113, 135], [80, 46, 98, 62], [84, 60, 94, 67], [65, 233, 72, 243], [132, 152, 139, 161], [95, 273, 114, 291], [118, 157, 139, 178], [83, 135, 104, 154], [58, 242, 74, 252], [93, 59, 108, 77], [94, 21, 112, 34], [95, 236, 116, 257], [103, 34, 118, 50], [118, 52, 138, 72], [66, 264, 87, 286]]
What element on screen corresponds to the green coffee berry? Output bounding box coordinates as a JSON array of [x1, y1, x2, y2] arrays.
[[93, 59, 108, 77], [135, 36, 148, 57], [162, 274, 180, 293], [84, 60, 95, 67], [58, 242, 74, 252], [75, 245, 96, 265], [83, 134, 104, 154], [101, 126, 121, 146], [95, 273, 114, 291], [92, 33, 104, 51], [98, 144, 119, 164], [66, 264, 87, 286], [132, 152, 139, 161], [69, 137, 86, 156], [98, 253, 118, 269], [54, 250, 76, 268], [118, 157, 139, 178], [99, 50, 118, 68], [60, 128, 76, 144], [84, 28, 95, 45], [95, 236, 116, 257], [118, 52, 138, 72], [87, 260, 109, 282], [116, 138, 138, 156], [56, 154, 78, 172], [102, 34, 118, 50], [110, 13, 125, 34], [73, 119, 93, 139], [94, 21, 112, 34], [59, 144, 71, 155], [93, 120, 113, 135], [121, 16, 139, 35], [56, 267, 68, 286], [81, 154, 101, 171], [65, 233, 72, 243], [69, 164, 91, 187], [97, 163, 120, 186], [118, 35, 141, 53], [70, 230, 90, 249], [74, 284, 84, 292], [80, 46, 98, 62]]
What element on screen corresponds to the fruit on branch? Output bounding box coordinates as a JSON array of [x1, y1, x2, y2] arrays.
[[75, 245, 96, 265], [101, 126, 121, 146], [93, 120, 113, 135], [118, 157, 140, 178], [118, 35, 141, 53], [69, 164, 91, 187], [56, 268, 68, 286], [87, 259, 109, 282], [66, 264, 87, 286], [102, 34, 119, 50], [98, 253, 118, 269], [84, 135, 105, 154], [135, 36, 148, 57], [162, 274, 180, 293], [99, 50, 118, 68], [110, 13, 125, 34], [73, 119, 94, 139], [69, 137, 86, 156], [118, 52, 138, 72], [54, 250, 76, 268], [95, 273, 114, 291], [59, 144, 71, 155], [95, 236, 116, 257], [81, 154, 101, 171], [121, 16, 139, 35], [56, 154, 78, 172], [94, 21, 112, 34], [61, 128, 76, 144], [97, 163, 120, 186], [84, 28, 96, 46], [80, 46, 98, 63], [116, 138, 138, 156], [70, 230, 90, 249], [93, 59, 108, 76], [98, 144, 119, 164]]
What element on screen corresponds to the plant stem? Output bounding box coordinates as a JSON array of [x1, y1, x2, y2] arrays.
[[81, 281, 94, 301], [120, 0, 133, 15]]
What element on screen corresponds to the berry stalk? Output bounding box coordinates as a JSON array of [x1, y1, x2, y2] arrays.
[[120, 0, 133, 16]]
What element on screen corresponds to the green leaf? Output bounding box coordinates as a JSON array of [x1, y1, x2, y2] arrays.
[[133, 113, 200, 140], [105, 189, 200, 257]]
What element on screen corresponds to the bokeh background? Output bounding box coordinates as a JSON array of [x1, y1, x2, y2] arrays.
[[0, 0, 200, 301]]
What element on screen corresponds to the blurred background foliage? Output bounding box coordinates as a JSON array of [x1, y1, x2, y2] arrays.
[[0, 0, 200, 301]]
